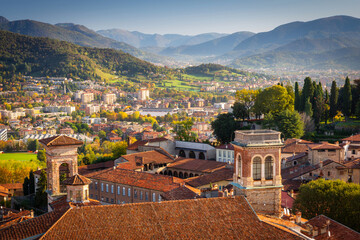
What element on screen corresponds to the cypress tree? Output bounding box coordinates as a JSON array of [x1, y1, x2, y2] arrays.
[[342, 77, 352, 117], [329, 81, 338, 119], [301, 77, 314, 111], [29, 170, 35, 194], [304, 97, 313, 117], [294, 82, 301, 111]]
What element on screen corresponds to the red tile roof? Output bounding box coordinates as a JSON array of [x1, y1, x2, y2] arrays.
[[85, 168, 183, 192], [40, 197, 303, 240], [0, 208, 68, 240], [338, 158, 360, 169], [49, 196, 101, 212], [160, 185, 200, 200], [281, 191, 295, 209], [185, 168, 233, 187], [127, 137, 170, 150], [342, 134, 360, 142], [63, 174, 92, 186], [282, 141, 309, 153], [117, 149, 174, 170], [167, 158, 227, 173], [308, 142, 342, 150], [39, 135, 83, 147], [0, 183, 22, 190], [306, 215, 360, 240], [216, 143, 234, 150]]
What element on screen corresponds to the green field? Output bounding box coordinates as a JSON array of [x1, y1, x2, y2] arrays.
[[0, 153, 38, 161]]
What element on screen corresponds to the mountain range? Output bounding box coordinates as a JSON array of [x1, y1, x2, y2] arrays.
[[1, 15, 360, 71]]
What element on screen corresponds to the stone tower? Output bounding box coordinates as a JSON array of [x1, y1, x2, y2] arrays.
[[231, 130, 283, 216], [39, 135, 83, 196]]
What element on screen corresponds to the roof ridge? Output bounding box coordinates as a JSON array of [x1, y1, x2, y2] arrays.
[[314, 215, 360, 235]]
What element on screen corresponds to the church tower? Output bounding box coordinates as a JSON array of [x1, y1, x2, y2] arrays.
[[39, 135, 83, 196], [231, 130, 283, 216]]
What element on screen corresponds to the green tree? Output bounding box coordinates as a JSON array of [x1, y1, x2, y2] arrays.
[[232, 102, 247, 121], [112, 141, 127, 159], [29, 170, 35, 194], [98, 130, 107, 140], [35, 170, 47, 209], [211, 113, 237, 144], [263, 110, 304, 139], [27, 139, 39, 152], [294, 82, 301, 111], [171, 119, 197, 142], [235, 89, 258, 117], [342, 77, 352, 117], [254, 85, 294, 115], [23, 176, 30, 196], [300, 77, 314, 111], [37, 149, 46, 162], [304, 97, 313, 117], [293, 179, 360, 232]]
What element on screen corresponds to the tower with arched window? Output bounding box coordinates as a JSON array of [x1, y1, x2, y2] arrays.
[[231, 130, 283, 216], [39, 135, 83, 196]]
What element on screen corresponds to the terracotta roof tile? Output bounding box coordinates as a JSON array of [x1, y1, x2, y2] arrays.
[[161, 185, 200, 200], [0, 183, 22, 190], [185, 168, 233, 187], [338, 158, 360, 169], [39, 135, 83, 147], [0, 208, 67, 240], [306, 215, 360, 240], [342, 134, 360, 142], [216, 143, 234, 150], [85, 168, 183, 192], [127, 137, 170, 150], [40, 197, 303, 240], [63, 174, 92, 186], [308, 142, 342, 150], [167, 158, 227, 173]]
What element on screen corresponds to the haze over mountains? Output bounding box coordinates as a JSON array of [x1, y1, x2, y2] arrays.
[[1, 15, 360, 71]]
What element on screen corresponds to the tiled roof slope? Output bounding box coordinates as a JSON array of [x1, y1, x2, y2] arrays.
[[161, 185, 199, 200], [39, 135, 83, 147], [85, 168, 183, 192], [127, 137, 170, 150], [0, 209, 67, 240], [168, 158, 227, 173], [117, 149, 174, 170], [338, 158, 360, 169], [40, 197, 303, 240], [62, 174, 92, 186], [306, 215, 360, 240], [185, 168, 233, 187], [342, 134, 360, 142], [307, 142, 342, 150]]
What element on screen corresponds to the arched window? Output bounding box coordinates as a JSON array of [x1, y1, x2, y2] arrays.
[[184, 172, 188, 178], [189, 151, 196, 158], [179, 150, 186, 157], [265, 156, 274, 180], [237, 154, 242, 178], [173, 171, 178, 177], [189, 173, 194, 177], [199, 152, 205, 160], [179, 172, 183, 178], [252, 157, 261, 180]]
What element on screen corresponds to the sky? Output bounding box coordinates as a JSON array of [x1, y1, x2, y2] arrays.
[[1, 0, 360, 35]]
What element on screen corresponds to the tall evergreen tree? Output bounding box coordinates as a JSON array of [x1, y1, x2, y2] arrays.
[[29, 170, 35, 194], [294, 82, 301, 111], [342, 77, 352, 117], [300, 77, 314, 111], [304, 97, 313, 117], [329, 81, 338, 119]]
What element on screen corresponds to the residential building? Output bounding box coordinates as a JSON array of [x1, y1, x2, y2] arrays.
[[342, 134, 360, 161], [102, 93, 116, 105], [81, 93, 94, 103], [307, 142, 344, 165], [59, 128, 74, 135], [175, 141, 216, 160], [127, 137, 175, 155], [216, 143, 234, 163], [137, 88, 149, 101]]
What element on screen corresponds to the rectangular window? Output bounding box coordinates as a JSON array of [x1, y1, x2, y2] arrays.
[[106, 197, 109, 202], [140, 191, 143, 200], [123, 187, 126, 196], [134, 189, 137, 198], [128, 188, 131, 197], [95, 182, 98, 190], [111, 198, 114, 203], [101, 183, 104, 192], [152, 193, 156, 202], [106, 184, 109, 193], [90, 194, 93, 198], [352, 150, 356, 154], [117, 199, 120, 204], [158, 195, 161, 202], [145, 192, 148, 201], [111, 185, 114, 194], [117, 186, 120, 195], [95, 195, 98, 200], [253, 158, 261, 180]]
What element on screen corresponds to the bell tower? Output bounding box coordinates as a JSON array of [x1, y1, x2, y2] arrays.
[[39, 135, 83, 196], [231, 130, 283, 216]]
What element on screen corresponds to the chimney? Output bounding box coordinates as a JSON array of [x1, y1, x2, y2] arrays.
[[335, 141, 339, 146], [290, 190, 294, 198], [30, 209, 34, 218], [313, 226, 318, 237], [224, 189, 228, 197], [295, 211, 302, 224], [135, 156, 143, 166], [319, 161, 323, 169]]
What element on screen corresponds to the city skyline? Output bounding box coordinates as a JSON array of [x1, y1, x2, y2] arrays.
[[1, 0, 360, 35]]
